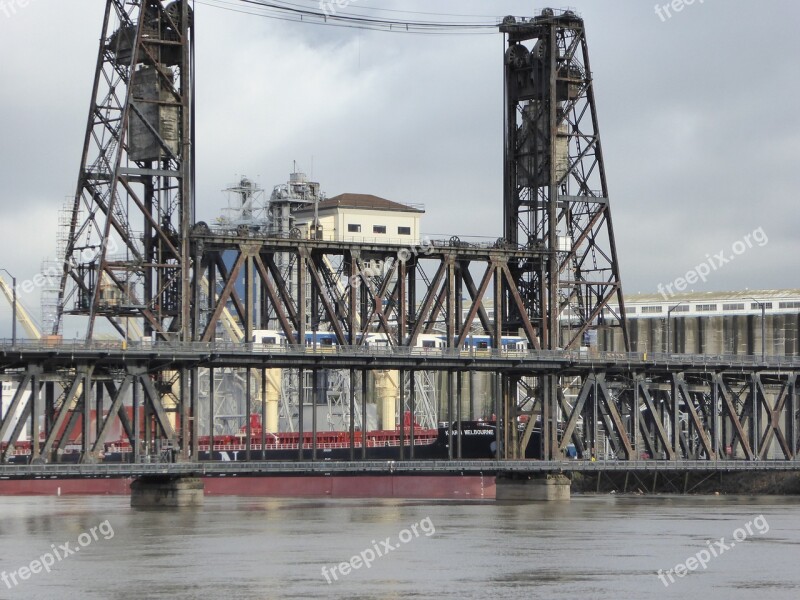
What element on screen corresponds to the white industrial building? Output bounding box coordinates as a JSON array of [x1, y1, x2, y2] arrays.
[[598, 289, 800, 356], [293, 193, 425, 245]]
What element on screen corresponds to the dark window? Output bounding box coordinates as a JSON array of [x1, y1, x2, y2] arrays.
[[347, 224, 361, 233], [696, 304, 717, 312], [398, 226, 411, 235], [373, 225, 387, 234], [722, 303, 744, 311], [641, 306, 663, 314]]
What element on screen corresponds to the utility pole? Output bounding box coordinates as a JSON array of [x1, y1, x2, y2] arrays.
[[747, 297, 766, 361], [667, 301, 689, 354], [0, 269, 17, 346]]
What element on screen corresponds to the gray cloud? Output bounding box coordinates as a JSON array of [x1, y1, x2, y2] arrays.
[[0, 0, 797, 336]]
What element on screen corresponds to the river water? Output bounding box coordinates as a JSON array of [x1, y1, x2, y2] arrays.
[[0, 494, 798, 599]]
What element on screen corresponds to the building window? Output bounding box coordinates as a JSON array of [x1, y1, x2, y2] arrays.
[[641, 306, 663, 314], [779, 301, 800, 309], [722, 303, 744, 311], [671, 304, 689, 313], [397, 226, 411, 235], [752, 302, 773, 310], [347, 224, 361, 233], [696, 304, 717, 312], [373, 225, 387, 234], [626, 307, 636, 314]]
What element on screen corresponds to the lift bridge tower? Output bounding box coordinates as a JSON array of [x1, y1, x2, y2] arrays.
[[501, 9, 628, 352], [501, 10, 628, 459], [55, 0, 194, 341]]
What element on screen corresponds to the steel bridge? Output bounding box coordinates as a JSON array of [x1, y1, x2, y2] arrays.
[[1, 342, 798, 474], [1, 4, 790, 490]]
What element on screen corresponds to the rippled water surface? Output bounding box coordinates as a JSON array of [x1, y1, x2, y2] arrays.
[[0, 494, 798, 599]]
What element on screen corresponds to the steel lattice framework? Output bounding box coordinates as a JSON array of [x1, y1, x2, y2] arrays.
[[0, 344, 798, 465], [55, 0, 194, 341], [501, 10, 629, 352]]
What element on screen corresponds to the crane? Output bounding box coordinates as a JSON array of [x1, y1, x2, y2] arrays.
[[0, 275, 41, 340]]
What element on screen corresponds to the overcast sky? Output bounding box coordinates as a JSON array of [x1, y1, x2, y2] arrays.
[[0, 0, 798, 338]]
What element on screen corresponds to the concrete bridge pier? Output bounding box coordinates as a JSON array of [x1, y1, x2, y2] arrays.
[[130, 476, 204, 508], [495, 472, 571, 502]]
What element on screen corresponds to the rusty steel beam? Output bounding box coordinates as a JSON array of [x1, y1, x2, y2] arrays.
[[757, 377, 792, 460], [306, 253, 348, 345], [40, 369, 88, 458], [253, 254, 296, 343], [672, 374, 716, 460]]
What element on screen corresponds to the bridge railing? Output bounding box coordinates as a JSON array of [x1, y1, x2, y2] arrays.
[[1, 339, 798, 369]]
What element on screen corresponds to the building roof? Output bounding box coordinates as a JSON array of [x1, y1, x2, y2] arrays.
[[294, 193, 424, 214], [620, 290, 800, 305]]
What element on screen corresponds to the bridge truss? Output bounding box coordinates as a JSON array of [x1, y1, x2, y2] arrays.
[[0, 345, 797, 465]]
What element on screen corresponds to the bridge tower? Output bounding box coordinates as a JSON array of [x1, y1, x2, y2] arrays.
[[55, 0, 195, 342], [500, 9, 628, 352], [500, 9, 629, 459]]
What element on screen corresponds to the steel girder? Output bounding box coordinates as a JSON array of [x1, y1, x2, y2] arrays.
[[551, 370, 799, 461]]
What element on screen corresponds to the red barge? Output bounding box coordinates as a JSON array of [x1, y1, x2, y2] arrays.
[[0, 420, 534, 499]]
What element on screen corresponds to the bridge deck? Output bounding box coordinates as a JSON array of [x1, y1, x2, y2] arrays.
[[1, 341, 797, 373], [1, 460, 799, 479]]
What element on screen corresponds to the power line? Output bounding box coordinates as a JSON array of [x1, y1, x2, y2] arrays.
[[255, 0, 499, 20], [239, 0, 499, 26], [194, 0, 503, 35]]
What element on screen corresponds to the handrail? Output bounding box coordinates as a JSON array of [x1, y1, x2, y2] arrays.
[[0, 339, 797, 369]]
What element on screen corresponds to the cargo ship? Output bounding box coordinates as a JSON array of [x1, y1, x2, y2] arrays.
[[3, 418, 541, 463], [0, 419, 540, 498]]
